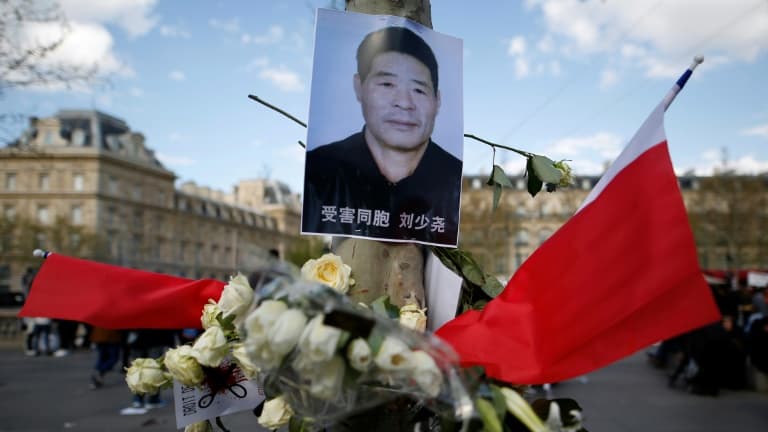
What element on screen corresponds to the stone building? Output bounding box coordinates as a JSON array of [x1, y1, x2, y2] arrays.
[[0, 110, 301, 293], [459, 175, 598, 281]]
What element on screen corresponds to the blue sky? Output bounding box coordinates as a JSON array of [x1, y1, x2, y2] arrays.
[[4, 0, 768, 196]]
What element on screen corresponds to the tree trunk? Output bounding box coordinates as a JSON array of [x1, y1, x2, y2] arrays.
[[334, 0, 432, 309]]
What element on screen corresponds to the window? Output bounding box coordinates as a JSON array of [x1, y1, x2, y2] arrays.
[[3, 205, 15, 221], [133, 210, 143, 230], [538, 228, 553, 245], [39, 173, 50, 191], [132, 184, 142, 200], [71, 205, 83, 225], [108, 176, 118, 194], [5, 173, 16, 191], [107, 206, 117, 226], [35, 232, 47, 249], [37, 205, 49, 225], [70, 233, 81, 249], [178, 241, 187, 262], [73, 173, 84, 191]]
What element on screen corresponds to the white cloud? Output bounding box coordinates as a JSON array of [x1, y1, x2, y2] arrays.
[[507, 36, 527, 56], [514, 57, 531, 79], [209, 17, 240, 33], [599, 68, 618, 89], [168, 70, 186, 81], [156, 152, 196, 167], [547, 132, 623, 160], [242, 25, 285, 45], [60, 0, 159, 37], [245, 57, 270, 71], [684, 149, 768, 175], [12, 20, 132, 90], [527, 0, 768, 76], [259, 66, 304, 92], [741, 123, 768, 138], [160, 25, 191, 39]]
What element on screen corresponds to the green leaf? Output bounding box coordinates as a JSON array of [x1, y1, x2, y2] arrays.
[[216, 313, 236, 332], [289, 416, 311, 432], [526, 158, 543, 197], [489, 385, 508, 418], [370, 295, 399, 319], [480, 275, 504, 298], [486, 164, 514, 187], [492, 183, 502, 211], [476, 397, 503, 432], [459, 253, 485, 286], [530, 154, 563, 184]]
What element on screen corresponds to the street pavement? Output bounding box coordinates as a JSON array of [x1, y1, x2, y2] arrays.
[[0, 346, 766, 431]]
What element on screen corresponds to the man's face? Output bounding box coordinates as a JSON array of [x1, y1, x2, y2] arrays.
[[354, 51, 440, 153]]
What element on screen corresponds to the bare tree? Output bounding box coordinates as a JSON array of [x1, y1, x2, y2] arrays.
[[0, 0, 102, 142]]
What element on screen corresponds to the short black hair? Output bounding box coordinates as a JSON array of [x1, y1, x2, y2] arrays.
[[356, 26, 438, 93]]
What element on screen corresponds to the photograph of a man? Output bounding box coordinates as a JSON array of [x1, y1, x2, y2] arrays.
[[302, 10, 463, 247]]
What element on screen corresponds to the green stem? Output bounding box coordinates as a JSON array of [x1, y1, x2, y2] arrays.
[[463, 133, 533, 158]]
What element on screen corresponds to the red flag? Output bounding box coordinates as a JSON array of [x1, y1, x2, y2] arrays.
[[436, 68, 720, 385], [19, 254, 225, 329]]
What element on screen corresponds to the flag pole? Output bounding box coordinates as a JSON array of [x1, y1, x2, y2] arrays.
[[663, 56, 704, 112]]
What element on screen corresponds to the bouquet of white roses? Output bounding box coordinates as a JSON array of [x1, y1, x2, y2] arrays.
[[125, 253, 574, 432]]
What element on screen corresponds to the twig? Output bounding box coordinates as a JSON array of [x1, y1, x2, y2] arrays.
[[463, 133, 533, 158], [248, 95, 307, 128], [248, 94, 535, 157]]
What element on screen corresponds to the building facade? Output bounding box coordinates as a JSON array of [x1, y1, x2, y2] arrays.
[[3, 110, 766, 294], [0, 110, 301, 293]]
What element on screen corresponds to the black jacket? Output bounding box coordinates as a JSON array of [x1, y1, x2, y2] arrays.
[[302, 131, 462, 246]]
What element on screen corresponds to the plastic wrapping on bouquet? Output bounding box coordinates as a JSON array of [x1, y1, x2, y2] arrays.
[[238, 271, 476, 425]]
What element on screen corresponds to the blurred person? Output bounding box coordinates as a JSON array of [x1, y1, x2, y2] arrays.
[[121, 329, 177, 413], [53, 319, 79, 357], [29, 316, 52, 356], [89, 326, 123, 389]]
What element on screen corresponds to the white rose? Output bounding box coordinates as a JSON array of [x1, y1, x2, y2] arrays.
[[191, 326, 229, 367], [201, 301, 222, 329], [164, 345, 204, 386], [258, 396, 294, 429], [374, 336, 412, 371], [309, 355, 345, 400], [411, 350, 442, 397], [243, 300, 288, 346], [231, 343, 260, 379], [184, 420, 212, 432], [297, 314, 342, 364], [217, 273, 253, 324], [300, 253, 354, 294], [125, 357, 170, 394], [268, 309, 308, 356], [399, 304, 427, 332], [247, 341, 284, 370], [346, 338, 372, 372]]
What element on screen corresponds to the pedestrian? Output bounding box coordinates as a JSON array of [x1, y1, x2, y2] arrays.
[[53, 319, 80, 357], [120, 329, 176, 414], [89, 326, 123, 389]]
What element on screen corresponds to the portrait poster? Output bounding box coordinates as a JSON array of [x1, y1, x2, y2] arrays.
[[302, 8, 464, 247]]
